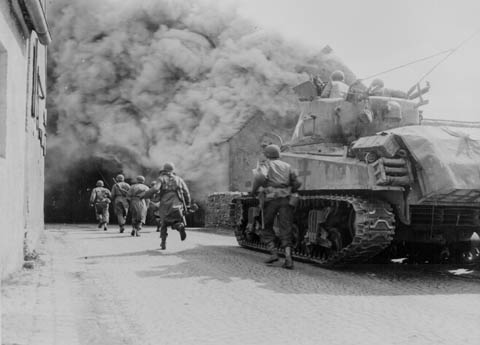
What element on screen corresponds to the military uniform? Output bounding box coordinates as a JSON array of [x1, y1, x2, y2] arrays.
[[320, 70, 349, 99], [111, 174, 130, 233], [89, 181, 111, 230], [126, 176, 149, 236], [144, 163, 190, 250], [148, 189, 162, 232], [253, 145, 302, 269]]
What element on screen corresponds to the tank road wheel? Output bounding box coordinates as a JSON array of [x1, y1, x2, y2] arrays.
[[298, 195, 395, 266], [328, 227, 343, 252], [231, 194, 395, 267]]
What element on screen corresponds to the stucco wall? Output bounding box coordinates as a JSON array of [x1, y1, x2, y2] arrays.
[[0, 5, 47, 279]]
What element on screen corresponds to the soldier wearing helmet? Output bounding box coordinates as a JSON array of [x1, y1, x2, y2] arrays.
[[367, 78, 386, 96], [251, 144, 302, 269], [126, 175, 149, 237], [144, 162, 191, 250], [111, 174, 130, 233], [320, 70, 349, 99], [89, 180, 111, 231]]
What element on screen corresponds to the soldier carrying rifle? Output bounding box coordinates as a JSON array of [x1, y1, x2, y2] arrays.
[[252, 145, 302, 269], [144, 163, 191, 250], [126, 175, 149, 237], [111, 174, 130, 233], [89, 180, 111, 231]]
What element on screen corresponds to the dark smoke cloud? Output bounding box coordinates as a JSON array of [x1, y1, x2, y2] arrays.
[[46, 0, 351, 197]]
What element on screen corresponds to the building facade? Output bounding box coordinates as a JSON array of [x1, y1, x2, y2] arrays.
[[0, 0, 51, 279]]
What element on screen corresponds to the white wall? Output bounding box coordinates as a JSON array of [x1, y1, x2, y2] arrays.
[[0, 5, 47, 279]]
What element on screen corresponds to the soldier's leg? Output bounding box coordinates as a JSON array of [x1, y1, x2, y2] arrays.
[[277, 198, 294, 269], [95, 204, 103, 228], [172, 221, 186, 241], [115, 203, 125, 232], [131, 214, 137, 236], [160, 222, 168, 250], [102, 206, 109, 231], [261, 200, 280, 264], [118, 213, 125, 233], [136, 219, 142, 236]]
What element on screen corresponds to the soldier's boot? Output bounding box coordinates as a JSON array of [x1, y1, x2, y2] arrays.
[[264, 242, 279, 264], [97, 214, 103, 228], [131, 226, 135, 236], [104, 223, 108, 231], [135, 225, 141, 237], [119, 224, 124, 233], [160, 237, 167, 250], [177, 223, 186, 241], [282, 247, 294, 269]]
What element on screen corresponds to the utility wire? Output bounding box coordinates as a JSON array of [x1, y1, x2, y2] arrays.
[[414, 28, 480, 84], [360, 48, 453, 81], [359, 28, 480, 84]]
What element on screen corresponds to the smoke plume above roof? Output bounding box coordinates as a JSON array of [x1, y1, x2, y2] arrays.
[[46, 0, 351, 197]]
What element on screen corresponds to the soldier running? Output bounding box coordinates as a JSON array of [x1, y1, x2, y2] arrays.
[[252, 144, 302, 269], [111, 174, 130, 233], [144, 163, 190, 250], [89, 180, 111, 231], [126, 175, 149, 237]]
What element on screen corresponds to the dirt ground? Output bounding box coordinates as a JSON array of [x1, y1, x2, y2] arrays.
[[2, 224, 480, 345]]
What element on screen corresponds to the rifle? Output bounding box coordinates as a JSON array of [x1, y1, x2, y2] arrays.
[[112, 177, 129, 195]]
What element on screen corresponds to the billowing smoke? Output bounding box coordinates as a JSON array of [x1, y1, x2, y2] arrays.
[[46, 0, 351, 201]]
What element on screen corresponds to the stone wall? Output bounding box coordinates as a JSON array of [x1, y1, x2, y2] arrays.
[[205, 192, 244, 229]]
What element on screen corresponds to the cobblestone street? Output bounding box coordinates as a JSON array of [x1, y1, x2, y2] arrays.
[[2, 224, 480, 345]]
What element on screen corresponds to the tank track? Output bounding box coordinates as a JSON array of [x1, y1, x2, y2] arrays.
[[233, 194, 395, 267]]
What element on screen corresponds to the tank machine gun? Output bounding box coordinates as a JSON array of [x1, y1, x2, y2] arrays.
[[231, 77, 480, 266]]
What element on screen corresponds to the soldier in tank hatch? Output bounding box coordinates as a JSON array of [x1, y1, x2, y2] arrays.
[[111, 174, 130, 233], [89, 180, 111, 231], [320, 70, 349, 100], [252, 144, 302, 269], [126, 175, 149, 237], [143, 163, 190, 250]]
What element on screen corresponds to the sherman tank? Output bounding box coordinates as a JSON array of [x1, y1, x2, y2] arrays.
[[231, 77, 480, 266]]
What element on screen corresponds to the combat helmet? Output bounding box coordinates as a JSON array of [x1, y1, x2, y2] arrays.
[[163, 162, 175, 172], [116, 174, 124, 182], [264, 144, 281, 159], [331, 70, 345, 82], [96, 180, 104, 187], [136, 175, 145, 183]]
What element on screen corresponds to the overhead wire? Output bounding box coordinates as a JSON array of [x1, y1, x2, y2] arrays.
[[359, 48, 453, 82], [414, 27, 480, 84], [358, 28, 480, 85]]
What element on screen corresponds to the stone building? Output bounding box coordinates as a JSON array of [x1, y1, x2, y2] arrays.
[[205, 113, 294, 228], [204, 47, 356, 228], [0, 0, 51, 279]]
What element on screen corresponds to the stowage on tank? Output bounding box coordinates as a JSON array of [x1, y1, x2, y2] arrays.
[[231, 75, 480, 266]]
